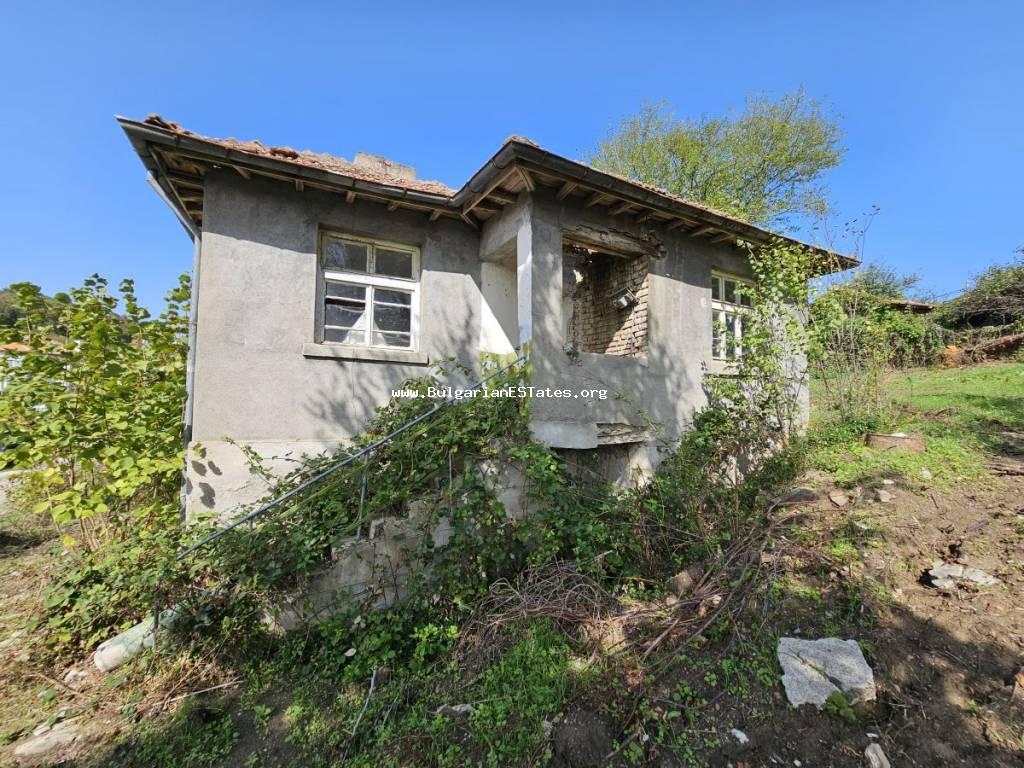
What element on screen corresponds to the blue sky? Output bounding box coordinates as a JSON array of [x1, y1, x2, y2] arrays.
[[1, 1, 1020, 310]]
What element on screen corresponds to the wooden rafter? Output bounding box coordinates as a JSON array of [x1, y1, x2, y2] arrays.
[[609, 202, 635, 216], [462, 167, 518, 216], [691, 226, 717, 237], [295, 179, 304, 192], [345, 190, 356, 203], [556, 181, 578, 201], [234, 165, 251, 180], [516, 167, 536, 192], [584, 192, 610, 208], [430, 209, 442, 222]]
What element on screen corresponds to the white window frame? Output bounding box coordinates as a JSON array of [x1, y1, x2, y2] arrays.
[[318, 231, 421, 351], [710, 271, 753, 361]]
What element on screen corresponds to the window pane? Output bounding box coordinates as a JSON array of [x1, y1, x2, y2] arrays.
[[373, 304, 411, 333], [324, 328, 366, 345], [724, 280, 737, 304], [712, 310, 723, 358], [325, 282, 366, 301], [711, 276, 722, 301], [375, 289, 412, 306], [739, 291, 752, 307], [725, 313, 738, 360], [375, 248, 414, 279], [325, 302, 367, 329], [325, 239, 369, 272], [372, 331, 412, 348]]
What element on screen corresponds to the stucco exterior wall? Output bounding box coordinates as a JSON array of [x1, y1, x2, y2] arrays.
[[187, 171, 483, 516]]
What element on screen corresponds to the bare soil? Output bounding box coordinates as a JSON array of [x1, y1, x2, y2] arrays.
[[690, 474, 1024, 767]]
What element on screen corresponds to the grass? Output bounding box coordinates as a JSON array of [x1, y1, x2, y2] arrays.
[[809, 363, 1024, 487]]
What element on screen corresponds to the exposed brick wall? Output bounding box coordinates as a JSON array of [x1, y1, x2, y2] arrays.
[[565, 247, 649, 357]]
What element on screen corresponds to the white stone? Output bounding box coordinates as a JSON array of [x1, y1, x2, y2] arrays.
[[13, 719, 79, 757], [828, 489, 849, 507], [864, 742, 890, 768], [928, 561, 999, 589], [730, 728, 749, 744], [777, 637, 876, 708]]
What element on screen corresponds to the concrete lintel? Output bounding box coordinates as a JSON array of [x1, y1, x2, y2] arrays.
[[531, 419, 599, 449]]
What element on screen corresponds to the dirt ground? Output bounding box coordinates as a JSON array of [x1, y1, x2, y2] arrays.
[[692, 471, 1024, 768]]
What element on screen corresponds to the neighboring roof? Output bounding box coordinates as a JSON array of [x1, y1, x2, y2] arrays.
[[118, 115, 856, 270], [882, 298, 936, 313], [1, 342, 30, 353]]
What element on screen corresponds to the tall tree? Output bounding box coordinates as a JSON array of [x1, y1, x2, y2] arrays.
[[589, 89, 844, 229]]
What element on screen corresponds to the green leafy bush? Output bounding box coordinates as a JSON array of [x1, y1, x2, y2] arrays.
[[0, 274, 189, 651], [0, 275, 189, 548]]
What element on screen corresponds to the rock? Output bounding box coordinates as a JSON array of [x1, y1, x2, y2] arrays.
[[552, 708, 612, 768], [828, 489, 849, 508], [927, 561, 1000, 589], [865, 433, 926, 453], [777, 637, 876, 708], [669, 564, 704, 597], [730, 728, 749, 745], [63, 668, 87, 687], [13, 719, 79, 758], [875, 489, 894, 503], [920, 468, 933, 481], [773, 487, 817, 506], [864, 742, 890, 768], [435, 703, 474, 719]]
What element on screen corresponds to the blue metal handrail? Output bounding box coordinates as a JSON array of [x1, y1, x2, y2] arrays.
[[152, 355, 527, 639]]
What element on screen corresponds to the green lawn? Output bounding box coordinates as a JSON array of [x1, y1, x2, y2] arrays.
[[809, 363, 1024, 487]]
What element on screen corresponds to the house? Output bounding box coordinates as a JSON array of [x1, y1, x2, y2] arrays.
[[119, 115, 853, 517], [0, 342, 29, 394]]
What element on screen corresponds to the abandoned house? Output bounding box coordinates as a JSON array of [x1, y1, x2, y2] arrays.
[[119, 115, 852, 518]]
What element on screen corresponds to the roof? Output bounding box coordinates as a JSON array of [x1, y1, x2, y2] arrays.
[[136, 116, 455, 197], [882, 298, 935, 313], [118, 115, 856, 270], [1, 342, 30, 353]]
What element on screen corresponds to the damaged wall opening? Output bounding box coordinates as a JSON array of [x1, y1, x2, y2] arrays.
[[563, 242, 649, 357]]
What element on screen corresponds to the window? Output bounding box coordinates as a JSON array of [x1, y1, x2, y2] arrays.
[[710, 272, 753, 361], [319, 232, 420, 349]]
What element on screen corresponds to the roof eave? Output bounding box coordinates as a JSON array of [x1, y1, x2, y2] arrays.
[[116, 118, 459, 228], [455, 139, 858, 272]]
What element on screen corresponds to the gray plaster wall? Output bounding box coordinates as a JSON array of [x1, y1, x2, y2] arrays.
[[187, 171, 483, 516]]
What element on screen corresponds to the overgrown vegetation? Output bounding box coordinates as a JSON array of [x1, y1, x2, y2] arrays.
[[0, 275, 189, 651]]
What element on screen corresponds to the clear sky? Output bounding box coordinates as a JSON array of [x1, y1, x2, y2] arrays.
[[1, 1, 1020, 310]]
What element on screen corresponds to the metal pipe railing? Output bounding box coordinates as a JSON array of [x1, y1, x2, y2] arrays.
[[152, 355, 527, 640]]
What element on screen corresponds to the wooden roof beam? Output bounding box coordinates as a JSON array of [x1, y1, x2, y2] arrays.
[[516, 167, 536, 192], [556, 181, 578, 201], [609, 202, 635, 216], [463, 167, 518, 216], [691, 226, 717, 237], [584, 192, 610, 208]]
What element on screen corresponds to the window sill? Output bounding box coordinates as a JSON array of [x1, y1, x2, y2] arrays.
[[706, 359, 741, 376], [302, 342, 430, 365]]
